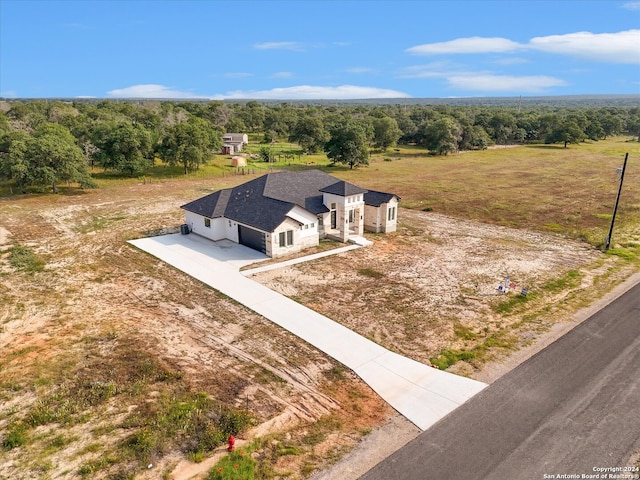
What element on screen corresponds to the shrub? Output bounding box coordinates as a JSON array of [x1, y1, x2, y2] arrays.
[[2, 422, 27, 450], [8, 244, 46, 273], [358, 268, 384, 279], [207, 449, 256, 480]]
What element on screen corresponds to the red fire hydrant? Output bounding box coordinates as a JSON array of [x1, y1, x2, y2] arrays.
[[227, 435, 235, 452]]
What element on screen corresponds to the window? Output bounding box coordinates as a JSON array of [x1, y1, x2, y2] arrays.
[[331, 202, 336, 209], [388, 206, 396, 221], [204, 218, 211, 228], [279, 230, 294, 247]]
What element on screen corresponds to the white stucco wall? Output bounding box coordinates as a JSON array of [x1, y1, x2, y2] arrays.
[[383, 198, 399, 233], [225, 218, 239, 243], [185, 212, 225, 240], [364, 204, 382, 233], [269, 217, 319, 258], [322, 192, 364, 240], [364, 198, 399, 233], [185, 212, 239, 242]]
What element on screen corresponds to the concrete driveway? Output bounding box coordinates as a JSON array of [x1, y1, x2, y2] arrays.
[[129, 233, 486, 430]]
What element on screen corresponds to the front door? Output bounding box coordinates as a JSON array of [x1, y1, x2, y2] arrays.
[[330, 210, 337, 229]]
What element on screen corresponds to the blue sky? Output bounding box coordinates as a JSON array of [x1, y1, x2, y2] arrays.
[[1, 0, 639, 99]]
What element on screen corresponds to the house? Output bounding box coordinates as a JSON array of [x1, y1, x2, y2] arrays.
[[181, 170, 400, 258], [221, 133, 248, 155]]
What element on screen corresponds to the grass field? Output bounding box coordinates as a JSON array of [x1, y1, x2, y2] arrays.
[[340, 138, 640, 247], [99, 136, 640, 247]]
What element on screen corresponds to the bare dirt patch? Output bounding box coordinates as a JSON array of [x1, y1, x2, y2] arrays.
[[250, 209, 603, 368], [1, 178, 637, 479]]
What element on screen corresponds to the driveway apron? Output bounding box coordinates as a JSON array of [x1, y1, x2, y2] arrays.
[[129, 234, 486, 430]]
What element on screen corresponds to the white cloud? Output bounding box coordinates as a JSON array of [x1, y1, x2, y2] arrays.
[[622, 1, 640, 9], [492, 57, 529, 65], [528, 30, 640, 64], [397, 61, 460, 78], [407, 37, 522, 55], [406, 30, 640, 64], [447, 74, 568, 93], [107, 84, 207, 98], [253, 41, 304, 51], [1, 90, 18, 98], [271, 72, 293, 78], [212, 85, 409, 100], [398, 61, 566, 93]]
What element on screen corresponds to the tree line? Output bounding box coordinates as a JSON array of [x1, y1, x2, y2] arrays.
[[1, 99, 638, 192]]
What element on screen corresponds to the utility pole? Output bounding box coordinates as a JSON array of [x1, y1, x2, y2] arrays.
[[604, 152, 629, 251]]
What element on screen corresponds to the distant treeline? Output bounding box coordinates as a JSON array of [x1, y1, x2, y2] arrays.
[[1, 98, 639, 192]]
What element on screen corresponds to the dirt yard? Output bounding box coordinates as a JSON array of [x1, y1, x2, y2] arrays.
[[250, 209, 602, 369], [1, 177, 638, 479]]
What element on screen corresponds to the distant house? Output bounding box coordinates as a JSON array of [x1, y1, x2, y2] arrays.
[[181, 170, 399, 257], [221, 133, 248, 155]]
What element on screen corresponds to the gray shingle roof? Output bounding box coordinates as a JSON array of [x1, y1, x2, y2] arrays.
[[263, 170, 341, 214], [319, 180, 367, 196], [181, 189, 232, 218], [364, 190, 400, 207]]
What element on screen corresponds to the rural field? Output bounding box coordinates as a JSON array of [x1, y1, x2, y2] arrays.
[[1, 137, 639, 479]]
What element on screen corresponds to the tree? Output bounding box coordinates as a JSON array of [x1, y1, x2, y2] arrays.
[[546, 120, 585, 148], [0, 123, 95, 193], [459, 124, 490, 151], [0, 130, 31, 192], [585, 118, 605, 141], [264, 103, 297, 139], [423, 117, 461, 155], [391, 111, 418, 144], [488, 112, 516, 145], [28, 123, 95, 192], [237, 101, 265, 132], [371, 116, 402, 151], [159, 117, 220, 174], [289, 116, 329, 153], [92, 121, 152, 176], [259, 146, 271, 163], [324, 121, 369, 169], [599, 113, 623, 139]]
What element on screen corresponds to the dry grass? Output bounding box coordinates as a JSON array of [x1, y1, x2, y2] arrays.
[[340, 138, 640, 244], [0, 137, 639, 479]]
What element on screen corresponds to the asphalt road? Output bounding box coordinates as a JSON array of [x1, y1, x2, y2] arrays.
[[361, 281, 640, 480]]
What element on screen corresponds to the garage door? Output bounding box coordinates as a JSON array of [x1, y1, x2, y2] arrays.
[[238, 225, 266, 253]]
